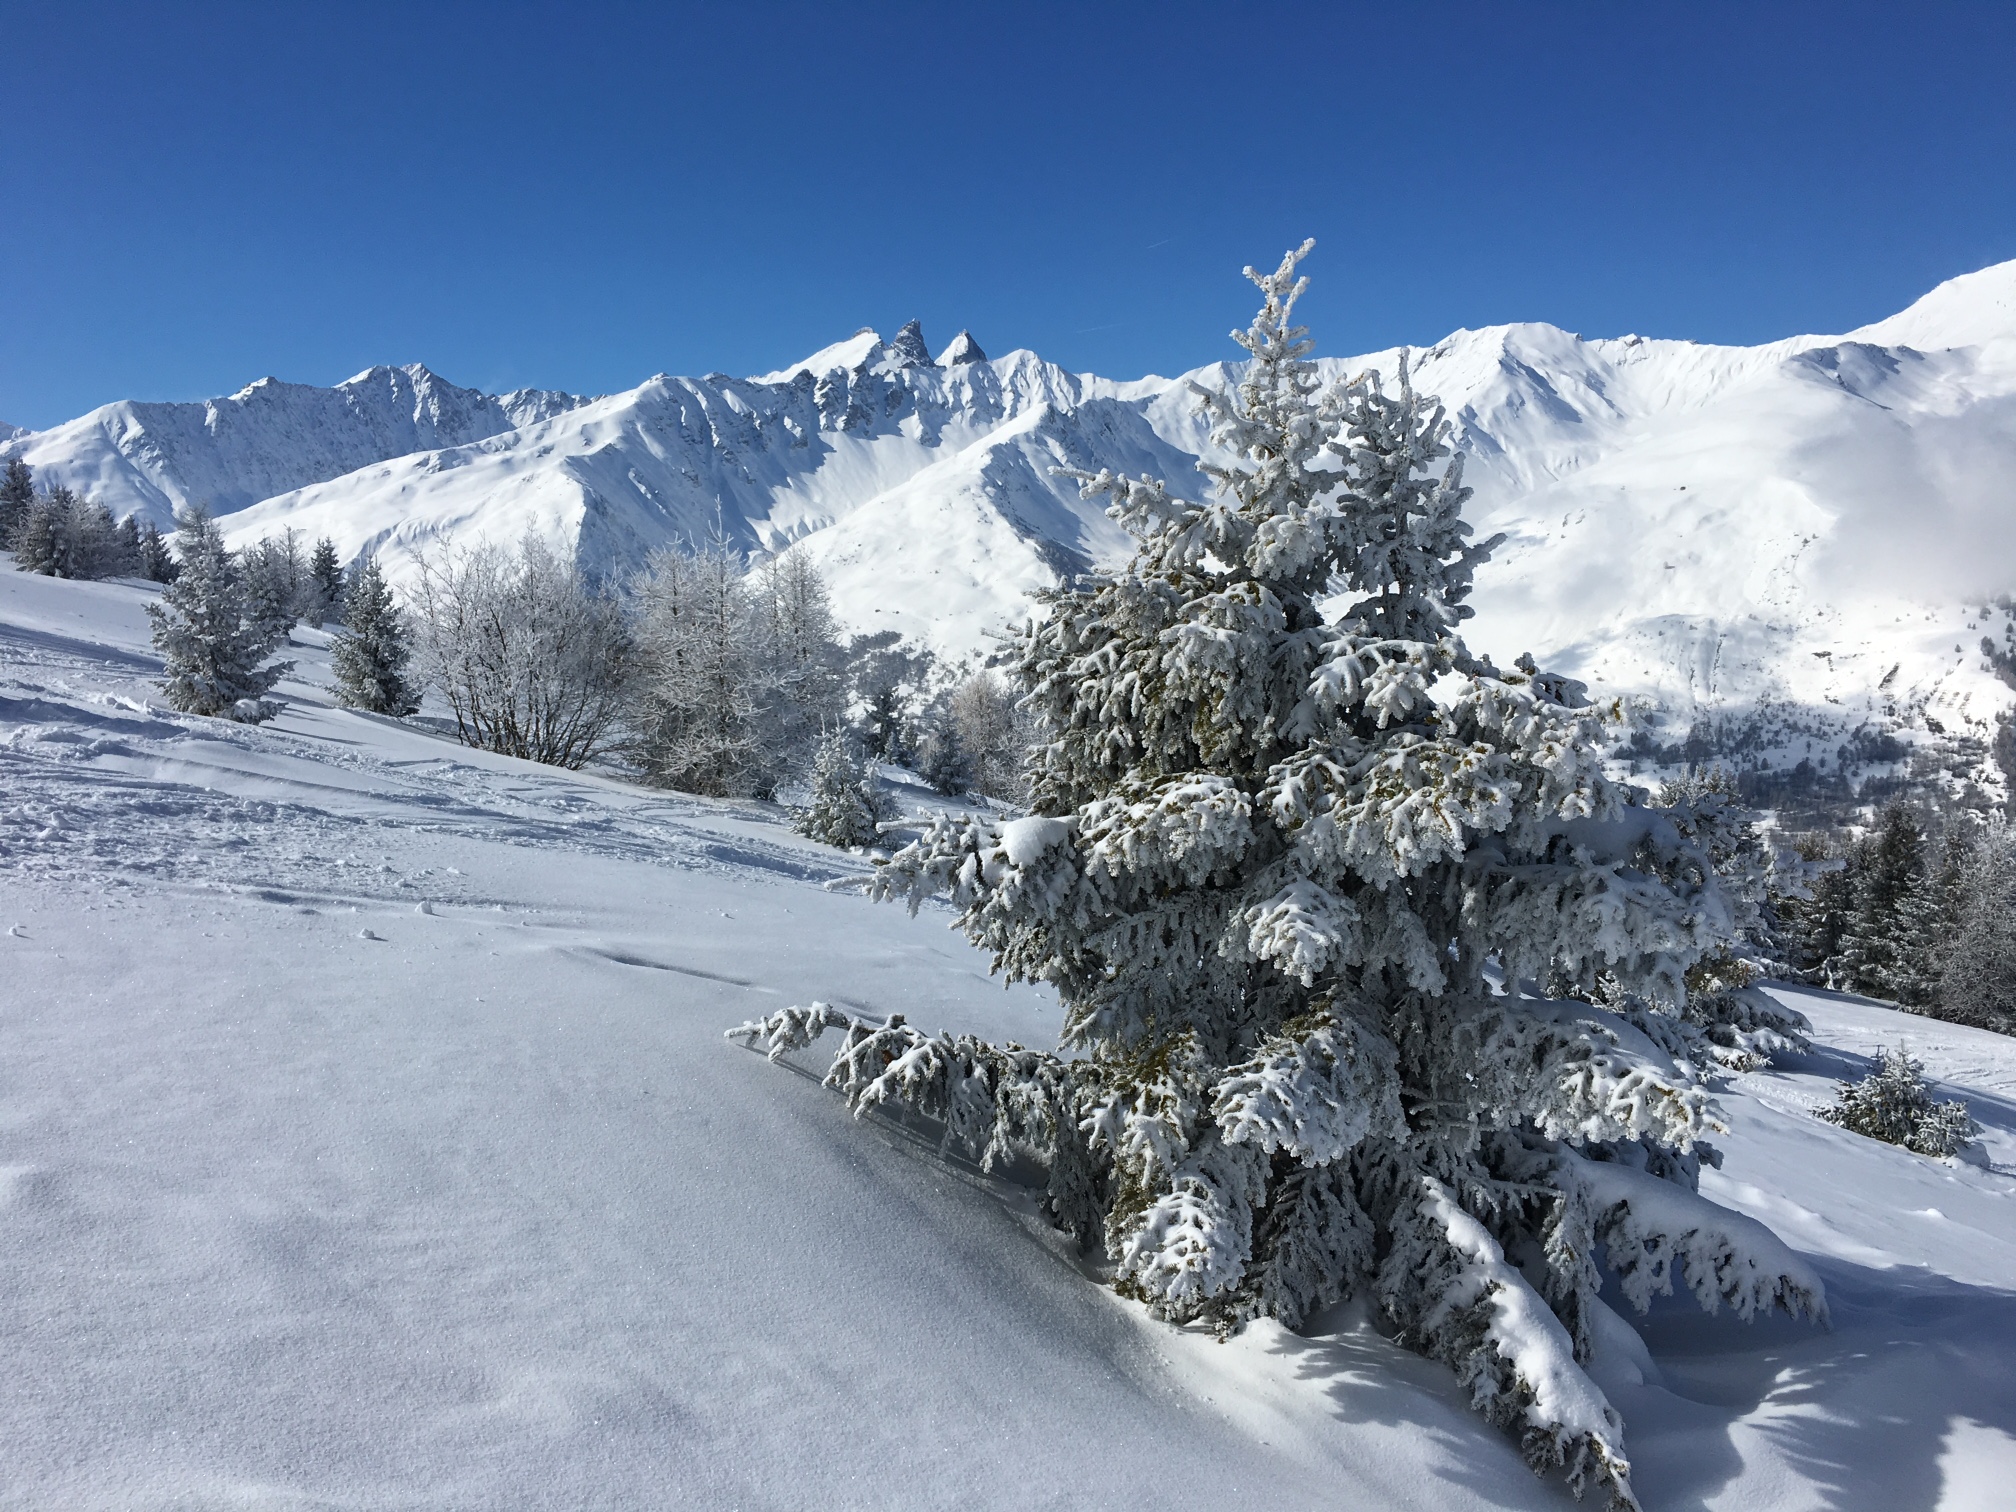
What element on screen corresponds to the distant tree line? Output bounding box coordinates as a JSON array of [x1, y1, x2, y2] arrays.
[[13, 451, 1042, 816], [1, 457, 176, 582], [1781, 800, 2016, 1034]]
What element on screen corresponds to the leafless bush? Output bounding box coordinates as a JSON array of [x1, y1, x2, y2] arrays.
[[410, 535, 628, 769]]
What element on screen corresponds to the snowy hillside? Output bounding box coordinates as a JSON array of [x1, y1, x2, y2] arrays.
[[1, 363, 586, 522], [12, 260, 2016, 792], [3, 564, 2013, 1509]]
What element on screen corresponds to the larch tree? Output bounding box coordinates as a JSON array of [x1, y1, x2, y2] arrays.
[[733, 243, 1824, 1510]]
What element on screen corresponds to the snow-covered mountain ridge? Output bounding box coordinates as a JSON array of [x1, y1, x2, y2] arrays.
[[2, 363, 587, 520], [11, 261, 2016, 799]]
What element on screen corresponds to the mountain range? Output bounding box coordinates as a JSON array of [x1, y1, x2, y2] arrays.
[[9, 262, 2016, 804]]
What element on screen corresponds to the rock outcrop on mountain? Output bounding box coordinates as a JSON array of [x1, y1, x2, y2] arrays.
[[10, 262, 2016, 804]]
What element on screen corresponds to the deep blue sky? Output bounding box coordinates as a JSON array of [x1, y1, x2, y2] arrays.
[[4, 1, 2014, 428]]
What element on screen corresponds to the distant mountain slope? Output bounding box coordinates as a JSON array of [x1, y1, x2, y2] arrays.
[[12, 260, 2016, 801], [0, 363, 587, 522]]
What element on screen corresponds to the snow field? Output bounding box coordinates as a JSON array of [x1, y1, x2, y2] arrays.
[[2, 565, 2013, 1509]]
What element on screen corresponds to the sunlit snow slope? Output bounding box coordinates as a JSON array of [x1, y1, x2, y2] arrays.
[[3, 566, 2014, 1509], [11, 262, 2016, 788]]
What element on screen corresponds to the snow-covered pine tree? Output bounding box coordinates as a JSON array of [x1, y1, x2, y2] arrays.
[[1817, 1045, 1977, 1156], [0, 456, 33, 547], [793, 730, 891, 848], [146, 507, 293, 721], [239, 529, 306, 643], [330, 555, 420, 716], [305, 536, 345, 627], [137, 519, 179, 583], [915, 708, 971, 795], [1833, 803, 1934, 1003], [732, 243, 1825, 1511], [1780, 833, 1855, 983]]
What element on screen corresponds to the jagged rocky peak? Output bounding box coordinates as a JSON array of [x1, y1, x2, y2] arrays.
[[884, 319, 932, 368], [939, 330, 986, 366]]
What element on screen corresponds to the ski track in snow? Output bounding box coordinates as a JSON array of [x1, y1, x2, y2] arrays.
[[2, 567, 2014, 1510]]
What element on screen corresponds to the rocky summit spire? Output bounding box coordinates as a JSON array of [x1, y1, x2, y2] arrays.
[[939, 330, 987, 366], [885, 319, 931, 367]]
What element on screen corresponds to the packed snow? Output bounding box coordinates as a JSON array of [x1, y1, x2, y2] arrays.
[[3, 562, 2012, 1508]]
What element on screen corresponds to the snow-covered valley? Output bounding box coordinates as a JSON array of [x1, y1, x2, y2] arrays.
[[3, 564, 2014, 1509], [11, 264, 2016, 807]]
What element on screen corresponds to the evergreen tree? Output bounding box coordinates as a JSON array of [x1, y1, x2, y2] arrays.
[[0, 456, 32, 547], [847, 630, 934, 762], [137, 520, 179, 583], [915, 707, 971, 796], [734, 244, 1823, 1509], [305, 536, 345, 627], [627, 542, 768, 795], [793, 730, 890, 848], [1779, 833, 1855, 983], [1817, 1046, 1976, 1157], [239, 529, 306, 643], [146, 508, 293, 721], [1833, 803, 1931, 1002], [330, 556, 420, 715]]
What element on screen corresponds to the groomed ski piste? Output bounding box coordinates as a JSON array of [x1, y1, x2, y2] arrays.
[[3, 563, 2012, 1510]]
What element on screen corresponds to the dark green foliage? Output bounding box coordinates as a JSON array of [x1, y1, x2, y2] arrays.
[[1831, 804, 1944, 1004]]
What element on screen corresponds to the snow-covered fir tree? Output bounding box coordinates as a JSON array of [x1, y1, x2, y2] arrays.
[[1831, 803, 1926, 999], [330, 555, 420, 716], [305, 536, 345, 627], [147, 508, 293, 721], [239, 529, 306, 643], [793, 730, 891, 848], [915, 709, 971, 796], [0, 456, 33, 547], [11, 486, 136, 580], [1817, 1045, 1977, 1157], [136, 519, 179, 583], [733, 243, 1825, 1510]]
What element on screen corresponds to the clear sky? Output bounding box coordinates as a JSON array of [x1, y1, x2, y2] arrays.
[[4, 0, 2014, 428]]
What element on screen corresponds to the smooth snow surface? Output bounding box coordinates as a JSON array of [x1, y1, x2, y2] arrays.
[[4, 567, 2015, 1510]]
